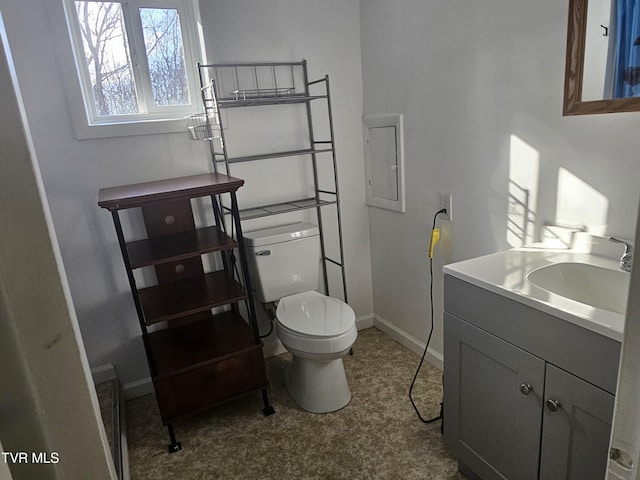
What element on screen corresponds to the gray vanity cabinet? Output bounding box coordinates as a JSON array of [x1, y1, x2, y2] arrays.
[[443, 275, 620, 480], [538, 365, 614, 480], [444, 314, 544, 480]]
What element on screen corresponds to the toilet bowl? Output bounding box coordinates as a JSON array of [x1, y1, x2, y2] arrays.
[[276, 290, 357, 413], [242, 222, 358, 413]]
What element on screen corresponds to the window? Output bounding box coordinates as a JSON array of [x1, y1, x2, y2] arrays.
[[64, 0, 200, 126]]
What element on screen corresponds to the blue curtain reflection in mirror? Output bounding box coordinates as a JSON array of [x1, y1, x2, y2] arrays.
[[612, 0, 640, 97]]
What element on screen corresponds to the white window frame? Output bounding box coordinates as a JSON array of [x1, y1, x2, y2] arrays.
[[60, 0, 203, 139]]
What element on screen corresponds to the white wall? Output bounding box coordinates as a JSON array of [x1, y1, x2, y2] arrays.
[[360, 0, 640, 361], [583, 0, 612, 100], [0, 15, 115, 478], [0, 0, 372, 386]]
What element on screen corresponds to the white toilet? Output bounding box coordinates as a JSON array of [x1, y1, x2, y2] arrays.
[[243, 222, 357, 413]]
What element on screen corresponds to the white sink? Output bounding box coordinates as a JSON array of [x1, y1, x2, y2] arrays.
[[526, 262, 630, 315]]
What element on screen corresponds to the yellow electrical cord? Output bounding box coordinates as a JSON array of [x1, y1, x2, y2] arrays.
[[428, 228, 440, 258], [410, 208, 447, 425]]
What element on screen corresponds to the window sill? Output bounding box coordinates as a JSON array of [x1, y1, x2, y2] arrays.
[[73, 116, 190, 140]]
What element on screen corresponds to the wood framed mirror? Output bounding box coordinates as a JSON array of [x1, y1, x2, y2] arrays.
[[564, 0, 640, 115]]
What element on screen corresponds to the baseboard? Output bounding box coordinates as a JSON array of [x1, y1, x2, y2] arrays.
[[123, 377, 154, 400], [91, 364, 118, 385], [373, 314, 443, 371], [356, 313, 375, 330], [91, 364, 130, 480], [263, 341, 287, 358]]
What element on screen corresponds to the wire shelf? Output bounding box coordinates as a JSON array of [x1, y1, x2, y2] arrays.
[[186, 113, 220, 141], [201, 63, 306, 103], [231, 87, 296, 101], [224, 198, 337, 220]]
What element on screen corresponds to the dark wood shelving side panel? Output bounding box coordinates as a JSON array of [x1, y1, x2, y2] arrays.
[[138, 271, 247, 325], [148, 311, 257, 377], [127, 226, 237, 268]]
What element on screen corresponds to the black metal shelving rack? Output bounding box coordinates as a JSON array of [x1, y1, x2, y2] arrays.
[[188, 60, 348, 302]]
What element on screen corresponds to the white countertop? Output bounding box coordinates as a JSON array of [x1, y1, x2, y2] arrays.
[[443, 247, 628, 342]]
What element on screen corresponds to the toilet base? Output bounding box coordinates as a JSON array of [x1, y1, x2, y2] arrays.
[[284, 355, 351, 413]]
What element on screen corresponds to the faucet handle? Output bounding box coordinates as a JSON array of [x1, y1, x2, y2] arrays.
[[610, 237, 634, 254], [610, 237, 634, 272]]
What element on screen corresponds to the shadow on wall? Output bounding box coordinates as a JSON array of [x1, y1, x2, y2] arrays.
[[507, 134, 609, 248]]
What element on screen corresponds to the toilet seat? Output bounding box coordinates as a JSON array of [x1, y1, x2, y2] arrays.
[[276, 290, 357, 356], [276, 290, 355, 337]]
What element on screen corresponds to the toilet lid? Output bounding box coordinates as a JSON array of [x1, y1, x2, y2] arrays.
[[276, 291, 355, 337]]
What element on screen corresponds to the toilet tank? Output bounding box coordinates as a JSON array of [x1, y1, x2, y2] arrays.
[[243, 222, 320, 303]]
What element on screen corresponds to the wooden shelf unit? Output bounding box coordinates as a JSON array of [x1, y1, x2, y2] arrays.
[[98, 172, 274, 453]]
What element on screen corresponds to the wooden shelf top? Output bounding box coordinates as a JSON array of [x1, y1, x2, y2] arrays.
[[98, 173, 244, 211]]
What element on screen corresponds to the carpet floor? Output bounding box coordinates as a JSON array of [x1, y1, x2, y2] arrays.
[[125, 327, 464, 479]]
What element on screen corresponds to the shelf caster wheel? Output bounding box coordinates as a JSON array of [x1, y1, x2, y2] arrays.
[[167, 424, 182, 453], [263, 405, 276, 416], [261, 389, 275, 416], [168, 441, 182, 454]]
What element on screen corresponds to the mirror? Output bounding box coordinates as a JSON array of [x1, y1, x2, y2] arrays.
[[564, 0, 640, 115]]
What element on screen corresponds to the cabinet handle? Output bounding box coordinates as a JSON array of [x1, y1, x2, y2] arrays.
[[519, 383, 533, 395], [546, 399, 561, 412]]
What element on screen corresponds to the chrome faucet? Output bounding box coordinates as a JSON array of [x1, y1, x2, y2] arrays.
[[609, 237, 634, 272]]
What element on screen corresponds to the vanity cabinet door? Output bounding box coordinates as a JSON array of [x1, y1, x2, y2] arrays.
[[539, 364, 614, 480], [444, 314, 545, 480]]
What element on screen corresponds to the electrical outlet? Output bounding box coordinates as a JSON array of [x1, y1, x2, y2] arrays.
[[439, 194, 453, 221]]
